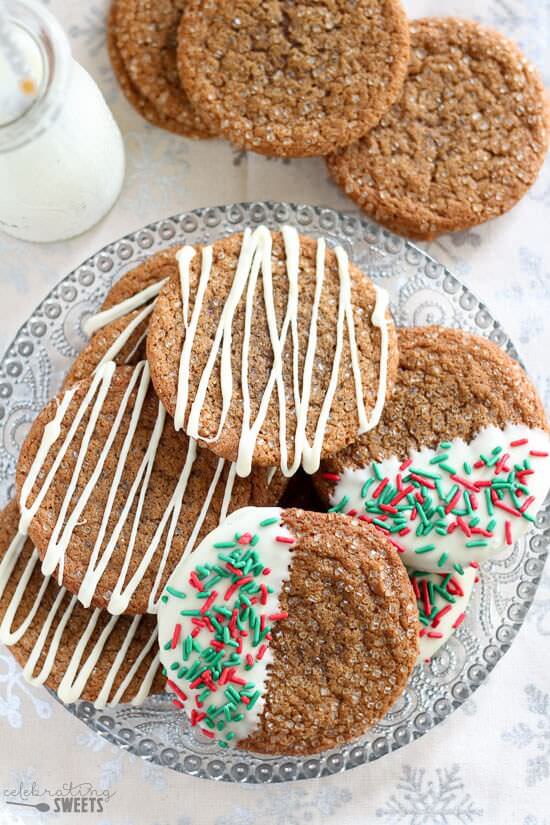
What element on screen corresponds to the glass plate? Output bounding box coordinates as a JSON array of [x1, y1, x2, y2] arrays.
[[0, 201, 548, 784]]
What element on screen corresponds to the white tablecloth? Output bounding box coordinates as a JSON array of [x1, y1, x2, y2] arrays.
[[1, 1, 549, 823]]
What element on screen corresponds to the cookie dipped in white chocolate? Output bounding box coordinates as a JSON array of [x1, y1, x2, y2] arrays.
[[157, 506, 294, 748], [328, 425, 550, 573], [409, 565, 478, 662]]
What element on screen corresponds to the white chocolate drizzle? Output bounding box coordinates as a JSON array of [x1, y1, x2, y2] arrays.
[[0, 530, 159, 708], [18, 360, 248, 615], [173, 226, 390, 478]]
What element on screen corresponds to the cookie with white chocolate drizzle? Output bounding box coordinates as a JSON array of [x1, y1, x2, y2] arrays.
[[16, 363, 282, 616], [0, 501, 163, 707], [147, 227, 398, 478], [317, 326, 550, 573], [63, 247, 181, 390], [157, 507, 419, 755]]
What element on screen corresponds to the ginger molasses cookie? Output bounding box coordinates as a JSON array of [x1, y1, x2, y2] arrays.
[[107, 1, 212, 138], [327, 18, 550, 239], [317, 326, 550, 573], [63, 309, 147, 389], [410, 565, 477, 662], [147, 226, 398, 477], [157, 506, 419, 754], [16, 363, 282, 616], [177, 0, 410, 157], [0, 501, 163, 707], [64, 248, 181, 390]]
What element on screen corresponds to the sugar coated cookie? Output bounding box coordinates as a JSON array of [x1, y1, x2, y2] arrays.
[[16, 363, 280, 616], [0, 501, 162, 707], [147, 226, 397, 477], [64, 248, 181, 390], [177, 0, 410, 157], [327, 18, 550, 239], [410, 565, 478, 661], [157, 506, 419, 755], [318, 327, 550, 572], [108, 0, 213, 138]]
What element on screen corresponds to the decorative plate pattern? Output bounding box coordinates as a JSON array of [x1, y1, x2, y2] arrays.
[[0, 202, 547, 783]]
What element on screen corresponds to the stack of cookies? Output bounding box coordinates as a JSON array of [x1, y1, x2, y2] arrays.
[[107, 2, 549, 239], [2, 226, 549, 756]]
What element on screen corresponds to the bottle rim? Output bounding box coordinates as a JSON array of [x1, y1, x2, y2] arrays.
[[0, 0, 72, 153]]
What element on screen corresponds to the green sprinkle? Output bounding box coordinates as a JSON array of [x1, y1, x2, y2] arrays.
[[429, 453, 449, 465], [463, 462, 472, 475], [214, 541, 237, 549], [219, 741, 228, 749], [410, 467, 440, 480], [415, 544, 436, 554], [437, 551, 449, 568], [170, 662, 179, 671], [259, 517, 279, 527], [160, 595, 168, 604], [361, 478, 374, 499], [225, 731, 235, 741], [166, 586, 187, 599], [180, 609, 202, 617], [329, 495, 349, 513], [454, 563, 464, 575], [163, 641, 172, 651], [440, 441, 452, 449], [372, 463, 382, 480], [465, 539, 488, 548], [485, 488, 494, 516]]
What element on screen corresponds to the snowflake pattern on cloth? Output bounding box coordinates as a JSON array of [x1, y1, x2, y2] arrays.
[[503, 684, 550, 786], [376, 765, 483, 825]]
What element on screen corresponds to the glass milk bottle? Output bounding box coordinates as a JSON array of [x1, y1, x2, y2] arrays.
[[0, 0, 125, 242]]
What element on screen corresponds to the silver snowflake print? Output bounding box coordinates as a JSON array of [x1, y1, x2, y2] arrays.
[[376, 764, 483, 824], [503, 684, 550, 785], [215, 783, 351, 825], [68, 6, 107, 58]]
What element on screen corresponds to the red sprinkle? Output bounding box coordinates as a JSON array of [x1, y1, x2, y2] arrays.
[[322, 472, 341, 481], [510, 438, 528, 447], [200, 591, 218, 615], [520, 495, 535, 513], [189, 571, 203, 591], [237, 532, 253, 545], [505, 520, 513, 545], [530, 450, 549, 457], [427, 631, 443, 639], [276, 535, 295, 544], [224, 575, 254, 601], [245, 654, 254, 667], [263, 567, 271, 575], [372, 478, 389, 498], [431, 605, 452, 627], [400, 458, 413, 471], [445, 489, 462, 514], [172, 699, 185, 710], [167, 679, 187, 703], [411, 474, 435, 489], [171, 623, 182, 649], [452, 612, 466, 629], [257, 644, 268, 660], [201, 729, 215, 739], [494, 500, 521, 517], [450, 474, 478, 492], [268, 612, 289, 621]]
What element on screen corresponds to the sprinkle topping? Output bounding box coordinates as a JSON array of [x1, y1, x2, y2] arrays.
[[157, 506, 294, 748], [329, 425, 550, 572]]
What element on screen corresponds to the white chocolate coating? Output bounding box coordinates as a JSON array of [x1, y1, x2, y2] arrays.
[[157, 506, 294, 747], [331, 424, 550, 573]]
